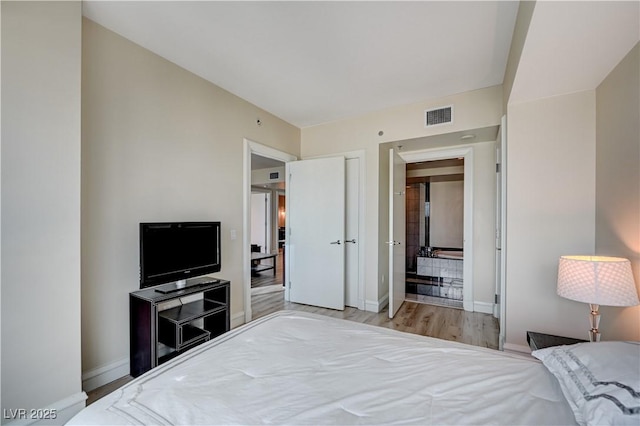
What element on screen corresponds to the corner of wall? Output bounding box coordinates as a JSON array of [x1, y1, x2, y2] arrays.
[[503, 0, 537, 109]]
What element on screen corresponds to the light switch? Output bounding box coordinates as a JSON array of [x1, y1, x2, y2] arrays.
[[230, 229, 237, 240]]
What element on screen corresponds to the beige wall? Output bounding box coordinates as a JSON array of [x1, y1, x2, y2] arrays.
[[505, 90, 597, 349], [2, 1, 84, 420], [82, 19, 300, 376], [504, 2, 640, 350], [302, 87, 502, 309], [595, 43, 640, 340]]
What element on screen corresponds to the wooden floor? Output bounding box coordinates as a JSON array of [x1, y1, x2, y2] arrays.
[[251, 250, 283, 288], [252, 292, 499, 350]]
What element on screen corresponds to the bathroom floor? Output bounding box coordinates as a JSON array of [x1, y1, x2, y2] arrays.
[[406, 273, 463, 309]]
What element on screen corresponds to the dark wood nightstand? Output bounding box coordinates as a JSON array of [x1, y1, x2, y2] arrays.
[[526, 331, 587, 351]]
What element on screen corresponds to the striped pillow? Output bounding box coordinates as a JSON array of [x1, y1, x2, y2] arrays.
[[533, 341, 640, 426]]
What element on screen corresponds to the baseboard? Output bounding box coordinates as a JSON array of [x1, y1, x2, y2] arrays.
[[365, 293, 389, 313], [82, 357, 129, 392], [3, 391, 87, 426], [231, 310, 245, 329], [473, 301, 494, 314]]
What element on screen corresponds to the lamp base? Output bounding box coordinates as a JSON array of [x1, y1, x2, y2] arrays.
[[589, 303, 601, 342]]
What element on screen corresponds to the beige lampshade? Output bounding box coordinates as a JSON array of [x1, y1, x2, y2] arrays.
[[557, 256, 639, 306]]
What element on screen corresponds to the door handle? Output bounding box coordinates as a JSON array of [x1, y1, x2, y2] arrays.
[[345, 239, 356, 244], [385, 241, 401, 245], [330, 240, 342, 245]]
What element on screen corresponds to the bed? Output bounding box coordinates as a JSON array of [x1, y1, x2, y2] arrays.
[[68, 311, 639, 425]]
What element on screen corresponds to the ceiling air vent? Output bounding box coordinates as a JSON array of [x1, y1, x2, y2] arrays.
[[425, 106, 453, 127]]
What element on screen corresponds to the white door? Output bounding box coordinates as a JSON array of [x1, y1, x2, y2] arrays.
[[388, 149, 406, 318], [287, 157, 345, 310], [345, 158, 360, 307]]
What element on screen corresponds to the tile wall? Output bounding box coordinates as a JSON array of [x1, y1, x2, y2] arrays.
[[405, 183, 424, 272], [417, 257, 464, 281]]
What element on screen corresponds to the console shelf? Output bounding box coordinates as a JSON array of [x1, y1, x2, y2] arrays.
[[159, 299, 226, 324], [130, 278, 230, 377]]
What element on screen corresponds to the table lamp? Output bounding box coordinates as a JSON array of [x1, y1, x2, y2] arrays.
[[557, 255, 639, 342]]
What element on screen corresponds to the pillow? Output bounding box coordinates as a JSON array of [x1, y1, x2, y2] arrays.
[[532, 341, 640, 426]]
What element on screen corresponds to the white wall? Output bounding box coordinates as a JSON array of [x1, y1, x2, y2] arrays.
[[301, 86, 503, 309], [1, 1, 84, 421], [251, 193, 268, 252], [595, 43, 640, 341], [82, 19, 300, 385], [430, 181, 464, 249], [505, 90, 596, 349], [469, 141, 498, 306], [251, 166, 285, 185]]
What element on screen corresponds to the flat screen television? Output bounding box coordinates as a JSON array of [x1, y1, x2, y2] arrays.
[[140, 221, 221, 290]]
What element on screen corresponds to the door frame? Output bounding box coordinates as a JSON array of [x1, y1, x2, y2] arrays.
[[400, 145, 474, 312], [243, 138, 297, 324], [497, 115, 507, 350]]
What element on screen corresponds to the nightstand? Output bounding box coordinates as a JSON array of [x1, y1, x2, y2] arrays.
[[526, 331, 587, 351]]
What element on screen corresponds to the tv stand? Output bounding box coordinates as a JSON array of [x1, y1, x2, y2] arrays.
[[130, 278, 230, 377], [154, 276, 220, 294]]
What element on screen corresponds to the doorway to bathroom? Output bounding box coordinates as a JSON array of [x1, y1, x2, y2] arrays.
[[386, 124, 505, 346], [389, 144, 475, 316], [405, 158, 464, 309]]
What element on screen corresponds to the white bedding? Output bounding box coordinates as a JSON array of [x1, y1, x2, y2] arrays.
[[69, 311, 576, 425]]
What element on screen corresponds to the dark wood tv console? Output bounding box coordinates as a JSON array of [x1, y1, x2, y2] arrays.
[[130, 278, 230, 377]]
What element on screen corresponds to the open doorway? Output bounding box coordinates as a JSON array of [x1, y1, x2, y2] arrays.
[[243, 140, 366, 323], [405, 158, 464, 309], [249, 154, 286, 297], [243, 139, 297, 324], [386, 128, 508, 355], [392, 145, 475, 314]]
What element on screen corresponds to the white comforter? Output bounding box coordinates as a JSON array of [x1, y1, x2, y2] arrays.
[[69, 311, 576, 425]]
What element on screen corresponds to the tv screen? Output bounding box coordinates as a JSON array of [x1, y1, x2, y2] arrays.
[[140, 222, 221, 289]]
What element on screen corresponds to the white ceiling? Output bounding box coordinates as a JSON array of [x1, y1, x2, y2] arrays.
[[510, 1, 640, 104], [82, 1, 519, 128]]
